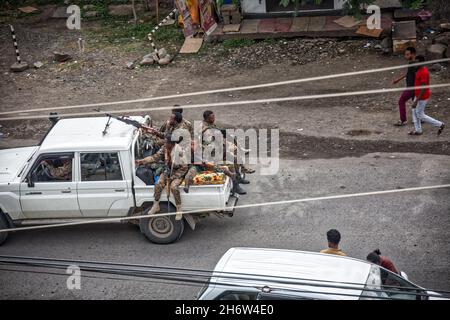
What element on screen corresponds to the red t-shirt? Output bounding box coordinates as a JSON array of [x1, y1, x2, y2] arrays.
[[414, 67, 431, 100], [380, 256, 399, 274]]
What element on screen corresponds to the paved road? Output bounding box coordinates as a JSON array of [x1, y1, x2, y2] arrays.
[[0, 152, 449, 299]]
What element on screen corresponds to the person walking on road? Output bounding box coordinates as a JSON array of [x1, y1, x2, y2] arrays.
[[320, 229, 347, 256], [392, 47, 417, 126], [409, 55, 445, 136]]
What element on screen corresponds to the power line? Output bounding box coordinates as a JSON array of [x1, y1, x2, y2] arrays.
[[0, 58, 449, 117], [3, 253, 448, 294], [1, 83, 449, 122], [1, 255, 448, 299], [1, 183, 449, 234]]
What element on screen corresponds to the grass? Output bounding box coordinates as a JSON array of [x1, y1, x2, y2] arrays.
[[222, 38, 256, 49], [82, 12, 184, 54]]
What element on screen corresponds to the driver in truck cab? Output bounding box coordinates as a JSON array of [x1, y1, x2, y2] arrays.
[[41, 158, 72, 180], [135, 134, 189, 221]]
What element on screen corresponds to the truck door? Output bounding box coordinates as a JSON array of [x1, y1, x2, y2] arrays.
[[77, 152, 131, 217], [20, 153, 82, 218]]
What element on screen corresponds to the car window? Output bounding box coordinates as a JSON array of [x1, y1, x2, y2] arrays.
[[361, 265, 423, 300], [31, 155, 73, 182], [216, 291, 258, 300], [380, 269, 423, 300], [80, 153, 123, 181]]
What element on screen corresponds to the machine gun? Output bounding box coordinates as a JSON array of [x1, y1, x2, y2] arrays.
[[103, 113, 161, 137]]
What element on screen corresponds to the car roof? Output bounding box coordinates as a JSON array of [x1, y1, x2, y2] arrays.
[[39, 116, 144, 153], [210, 247, 372, 299]]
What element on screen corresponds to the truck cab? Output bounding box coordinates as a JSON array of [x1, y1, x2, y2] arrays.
[[0, 116, 238, 245]]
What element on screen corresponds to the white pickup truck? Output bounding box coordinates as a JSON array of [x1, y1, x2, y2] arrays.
[[0, 116, 238, 245]]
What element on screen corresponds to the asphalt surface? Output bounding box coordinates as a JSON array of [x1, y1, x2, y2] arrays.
[[0, 152, 449, 299]]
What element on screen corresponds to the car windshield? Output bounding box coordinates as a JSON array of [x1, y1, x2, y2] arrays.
[[361, 265, 424, 300]]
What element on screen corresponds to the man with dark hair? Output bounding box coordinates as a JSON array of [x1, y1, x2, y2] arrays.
[[366, 249, 399, 274], [172, 105, 184, 115], [392, 46, 417, 126], [202, 110, 255, 180], [160, 107, 193, 137], [136, 134, 189, 220], [203, 110, 214, 122], [409, 55, 445, 136], [320, 229, 347, 256]]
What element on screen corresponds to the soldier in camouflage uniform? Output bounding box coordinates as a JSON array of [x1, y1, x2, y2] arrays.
[[136, 135, 189, 220], [42, 159, 72, 180], [160, 107, 193, 137], [202, 110, 254, 185]]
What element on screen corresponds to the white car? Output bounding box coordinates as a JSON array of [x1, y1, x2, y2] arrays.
[[0, 116, 238, 245], [198, 247, 447, 300]]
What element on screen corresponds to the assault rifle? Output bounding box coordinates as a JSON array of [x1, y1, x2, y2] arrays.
[[103, 113, 161, 137]]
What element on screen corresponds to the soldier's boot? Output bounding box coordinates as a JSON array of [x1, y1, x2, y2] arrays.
[[241, 165, 255, 174], [183, 182, 190, 193], [175, 205, 183, 221], [236, 172, 250, 184], [148, 201, 160, 215], [232, 179, 246, 195]]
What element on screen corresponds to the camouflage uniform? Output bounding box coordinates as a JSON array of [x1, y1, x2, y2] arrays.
[[201, 121, 237, 163], [141, 144, 188, 206], [45, 161, 72, 180], [160, 118, 193, 136]]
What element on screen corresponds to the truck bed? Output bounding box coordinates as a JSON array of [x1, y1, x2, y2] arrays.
[[134, 176, 235, 213]]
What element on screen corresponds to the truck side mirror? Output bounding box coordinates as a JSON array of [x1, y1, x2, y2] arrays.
[[27, 174, 35, 188]]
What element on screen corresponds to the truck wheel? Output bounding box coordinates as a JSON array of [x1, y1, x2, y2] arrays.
[[139, 202, 184, 244], [0, 213, 9, 246]]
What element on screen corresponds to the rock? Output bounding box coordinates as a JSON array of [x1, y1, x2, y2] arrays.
[[83, 11, 98, 18], [426, 43, 448, 60], [126, 61, 135, 69], [83, 4, 96, 10], [158, 54, 172, 65], [139, 55, 154, 66], [430, 63, 443, 72], [108, 4, 144, 17], [146, 52, 159, 62], [33, 61, 44, 68], [434, 33, 450, 46], [53, 51, 71, 62], [157, 48, 167, 59], [51, 6, 70, 19], [10, 61, 29, 72]]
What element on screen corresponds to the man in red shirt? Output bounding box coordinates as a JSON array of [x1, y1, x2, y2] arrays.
[[409, 55, 445, 136]]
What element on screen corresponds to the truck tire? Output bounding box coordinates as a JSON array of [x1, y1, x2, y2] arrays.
[[139, 202, 184, 244], [0, 213, 9, 246]]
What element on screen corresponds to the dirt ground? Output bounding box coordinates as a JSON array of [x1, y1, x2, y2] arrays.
[[1, 10, 450, 159]]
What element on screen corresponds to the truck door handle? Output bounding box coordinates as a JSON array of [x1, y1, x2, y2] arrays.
[[25, 192, 42, 195], [61, 190, 72, 193], [115, 189, 125, 192]]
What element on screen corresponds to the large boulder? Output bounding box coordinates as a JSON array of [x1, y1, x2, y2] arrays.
[[158, 54, 172, 66], [426, 43, 448, 60], [139, 55, 155, 66], [10, 61, 29, 72], [434, 32, 450, 46]]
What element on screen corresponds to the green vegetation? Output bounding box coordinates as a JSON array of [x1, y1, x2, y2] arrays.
[[222, 38, 256, 49]]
